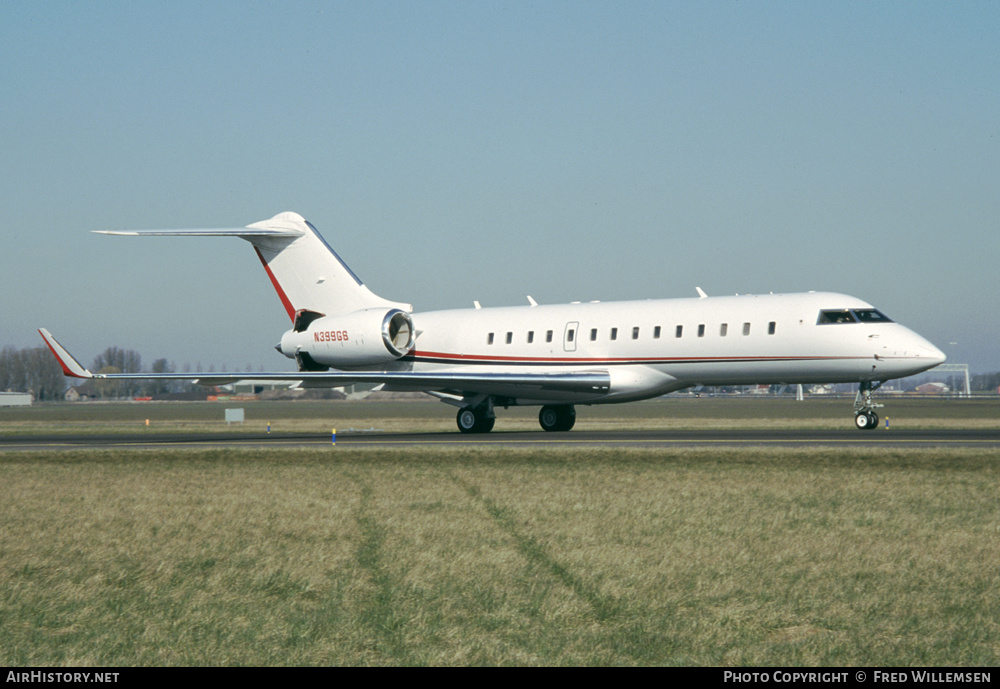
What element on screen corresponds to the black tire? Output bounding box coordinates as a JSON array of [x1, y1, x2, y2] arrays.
[[457, 408, 479, 433], [539, 406, 560, 431], [854, 411, 878, 430], [560, 406, 576, 432], [457, 407, 495, 433], [539, 405, 576, 432]]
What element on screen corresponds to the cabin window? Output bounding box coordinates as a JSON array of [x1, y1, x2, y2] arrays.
[[527, 331, 534, 343], [698, 324, 705, 338], [506, 332, 513, 344], [632, 327, 640, 340], [768, 321, 776, 335], [743, 322, 751, 336], [654, 326, 661, 339], [566, 329, 575, 342], [610, 327, 618, 341], [487, 333, 494, 345], [676, 325, 683, 338], [546, 330, 553, 343], [720, 323, 728, 337], [590, 328, 598, 341]]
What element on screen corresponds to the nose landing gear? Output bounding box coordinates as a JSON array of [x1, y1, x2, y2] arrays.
[[854, 380, 883, 431], [855, 409, 879, 430]]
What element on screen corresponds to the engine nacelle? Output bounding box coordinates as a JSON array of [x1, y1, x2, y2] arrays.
[[279, 308, 414, 368]]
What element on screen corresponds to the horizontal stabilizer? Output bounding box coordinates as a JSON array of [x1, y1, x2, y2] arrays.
[[93, 212, 411, 319], [94, 228, 303, 238]]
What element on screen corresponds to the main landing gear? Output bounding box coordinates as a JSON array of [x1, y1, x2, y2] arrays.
[[455, 401, 577, 433], [456, 405, 496, 434], [538, 405, 576, 432], [853, 380, 883, 431]]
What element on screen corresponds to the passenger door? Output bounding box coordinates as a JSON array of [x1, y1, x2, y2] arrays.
[[563, 321, 579, 353]]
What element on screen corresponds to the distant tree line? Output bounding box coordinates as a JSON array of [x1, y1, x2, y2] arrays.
[[0, 344, 206, 401], [84, 347, 205, 399], [971, 372, 1000, 392], [0, 346, 66, 401]]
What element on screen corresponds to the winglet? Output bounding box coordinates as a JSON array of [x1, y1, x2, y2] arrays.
[[38, 329, 93, 378]]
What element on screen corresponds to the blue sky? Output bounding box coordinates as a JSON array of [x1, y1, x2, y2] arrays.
[[3, 1, 998, 372]]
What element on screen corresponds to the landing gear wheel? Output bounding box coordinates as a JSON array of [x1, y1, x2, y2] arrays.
[[854, 411, 879, 430], [538, 405, 576, 432], [457, 407, 495, 434], [457, 409, 478, 433]]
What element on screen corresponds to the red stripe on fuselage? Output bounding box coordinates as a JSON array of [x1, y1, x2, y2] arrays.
[[403, 349, 862, 366], [254, 247, 296, 321]]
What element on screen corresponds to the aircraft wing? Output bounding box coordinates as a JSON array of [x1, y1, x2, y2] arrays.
[[39, 329, 611, 398]]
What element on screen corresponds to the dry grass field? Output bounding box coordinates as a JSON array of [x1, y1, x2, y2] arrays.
[[1, 447, 998, 664], [1, 398, 998, 666]]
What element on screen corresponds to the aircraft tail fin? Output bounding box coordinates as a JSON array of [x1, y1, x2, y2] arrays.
[[96, 212, 411, 320]]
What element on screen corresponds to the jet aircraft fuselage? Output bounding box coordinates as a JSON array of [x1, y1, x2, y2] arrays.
[[41, 212, 945, 433]]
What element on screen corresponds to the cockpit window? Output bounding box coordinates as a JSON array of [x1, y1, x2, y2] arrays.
[[853, 308, 893, 323], [817, 308, 894, 324], [818, 310, 857, 324]]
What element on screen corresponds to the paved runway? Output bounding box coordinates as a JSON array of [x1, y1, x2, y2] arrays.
[[3, 428, 1000, 451]]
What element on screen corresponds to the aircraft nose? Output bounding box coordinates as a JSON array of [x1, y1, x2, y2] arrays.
[[874, 328, 946, 377], [920, 341, 947, 367], [899, 331, 946, 372]]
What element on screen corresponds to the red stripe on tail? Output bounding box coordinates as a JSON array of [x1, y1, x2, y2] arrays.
[[254, 248, 296, 321]]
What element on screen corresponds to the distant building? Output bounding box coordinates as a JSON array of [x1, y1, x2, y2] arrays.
[[68, 380, 100, 400], [916, 382, 949, 394], [230, 380, 300, 395], [0, 392, 33, 406]]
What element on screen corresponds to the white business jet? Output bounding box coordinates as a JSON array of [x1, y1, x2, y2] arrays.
[[40, 212, 946, 433]]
